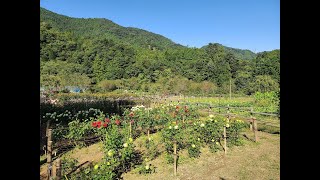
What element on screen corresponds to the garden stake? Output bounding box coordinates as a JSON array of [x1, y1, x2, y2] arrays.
[[253, 117, 259, 142], [173, 141, 177, 176], [56, 158, 61, 180]]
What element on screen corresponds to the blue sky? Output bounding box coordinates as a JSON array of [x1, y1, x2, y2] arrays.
[[40, 0, 279, 52]]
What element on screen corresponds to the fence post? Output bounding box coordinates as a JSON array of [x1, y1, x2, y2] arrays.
[[250, 107, 253, 131], [224, 126, 227, 155], [129, 122, 132, 138], [46, 120, 51, 137], [182, 115, 185, 124], [56, 158, 61, 180], [47, 129, 52, 143], [224, 105, 229, 155], [47, 129, 53, 180], [173, 141, 177, 176], [47, 140, 53, 180], [253, 117, 259, 142]]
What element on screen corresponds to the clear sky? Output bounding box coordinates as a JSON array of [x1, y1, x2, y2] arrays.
[[40, 0, 279, 52]]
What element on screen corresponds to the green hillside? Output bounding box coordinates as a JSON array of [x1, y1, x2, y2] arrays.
[[40, 7, 279, 95]]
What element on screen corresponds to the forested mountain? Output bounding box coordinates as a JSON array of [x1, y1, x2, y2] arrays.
[[40, 7, 279, 95], [40, 7, 182, 50], [201, 43, 256, 60], [222, 46, 256, 60]]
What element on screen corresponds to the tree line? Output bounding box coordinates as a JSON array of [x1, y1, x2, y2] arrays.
[[40, 9, 279, 96]]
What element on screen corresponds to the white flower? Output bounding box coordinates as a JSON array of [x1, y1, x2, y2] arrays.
[[226, 124, 230, 128], [197, 138, 200, 141], [123, 143, 128, 148], [209, 114, 214, 118], [148, 137, 152, 141], [145, 165, 150, 170], [211, 139, 215, 142], [192, 144, 196, 148], [216, 142, 219, 145], [169, 126, 172, 129], [200, 123, 205, 127], [174, 125, 179, 129]]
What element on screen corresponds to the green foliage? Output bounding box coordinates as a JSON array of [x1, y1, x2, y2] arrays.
[[249, 75, 279, 94], [40, 8, 280, 96], [142, 137, 159, 161], [137, 163, 156, 174], [187, 143, 201, 158], [226, 119, 248, 146], [254, 91, 280, 113], [41, 7, 180, 50], [65, 119, 95, 146], [61, 156, 79, 177], [164, 151, 174, 164]]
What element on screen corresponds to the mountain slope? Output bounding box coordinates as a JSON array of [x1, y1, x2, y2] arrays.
[[201, 43, 256, 60], [40, 7, 182, 50]]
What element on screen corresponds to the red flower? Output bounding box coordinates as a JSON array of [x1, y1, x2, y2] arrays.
[[103, 123, 108, 128], [97, 121, 102, 128], [91, 122, 97, 127], [129, 112, 134, 117], [105, 118, 110, 124], [130, 120, 134, 124], [115, 119, 121, 126], [176, 106, 179, 109]]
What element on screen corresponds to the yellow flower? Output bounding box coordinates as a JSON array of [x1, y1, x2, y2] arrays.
[[145, 165, 150, 170], [200, 123, 205, 127], [216, 142, 219, 145], [209, 114, 214, 118], [197, 138, 200, 141], [169, 126, 172, 129], [226, 124, 230, 128], [107, 162, 111, 166], [192, 144, 196, 148], [211, 139, 215, 142], [129, 138, 133, 142], [94, 164, 99, 170], [107, 150, 114, 157], [123, 143, 128, 148]]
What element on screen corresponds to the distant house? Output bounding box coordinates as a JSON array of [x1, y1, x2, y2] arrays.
[[66, 86, 82, 93]]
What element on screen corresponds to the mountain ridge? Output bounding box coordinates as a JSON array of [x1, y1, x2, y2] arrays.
[[40, 7, 258, 59]]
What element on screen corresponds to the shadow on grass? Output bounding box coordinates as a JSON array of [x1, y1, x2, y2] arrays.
[[242, 134, 255, 142]]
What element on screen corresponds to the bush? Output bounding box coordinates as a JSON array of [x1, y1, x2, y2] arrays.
[[187, 143, 201, 158]]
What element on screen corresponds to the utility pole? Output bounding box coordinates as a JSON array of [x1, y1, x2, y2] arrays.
[[229, 79, 232, 100]]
